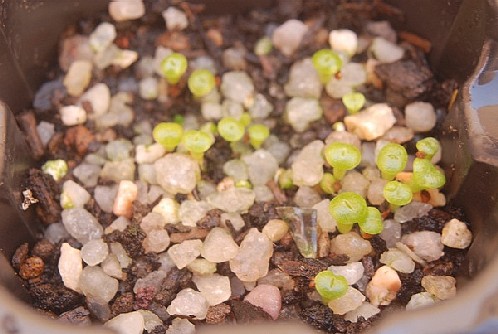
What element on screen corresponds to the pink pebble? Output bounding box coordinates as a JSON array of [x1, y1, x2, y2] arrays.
[[244, 284, 281, 320]]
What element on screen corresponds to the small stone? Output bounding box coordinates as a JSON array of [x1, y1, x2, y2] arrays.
[[361, 142, 377, 167], [102, 254, 124, 279], [201, 102, 223, 120], [223, 48, 246, 71], [263, 219, 289, 242], [61, 208, 103, 244], [405, 102, 436, 132], [329, 29, 358, 55], [138, 310, 162, 333], [284, 59, 322, 99], [155, 153, 200, 194], [138, 77, 158, 100], [370, 38, 405, 63], [277, 207, 318, 259], [167, 288, 209, 320], [293, 186, 321, 208], [201, 228, 239, 263], [193, 275, 231, 306], [152, 198, 180, 224], [344, 302, 380, 323], [421, 276, 456, 301], [379, 219, 402, 248], [313, 199, 337, 232], [341, 171, 370, 198], [162, 7, 188, 31], [100, 159, 136, 182], [59, 35, 93, 72], [441, 218, 472, 249], [64, 60, 92, 97], [242, 150, 279, 186], [344, 103, 396, 141], [36, 121, 55, 147], [96, 92, 134, 127], [286, 97, 323, 132], [142, 229, 171, 253], [249, 94, 273, 119], [138, 164, 157, 185], [108, 1, 145, 21], [258, 269, 294, 290], [272, 20, 308, 56], [110, 243, 132, 268], [380, 249, 415, 273], [366, 21, 397, 43], [94, 185, 118, 213], [264, 136, 290, 164], [328, 262, 365, 285], [74, 163, 101, 188], [220, 71, 254, 106], [133, 270, 166, 296], [187, 258, 217, 276], [394, 201, 433, 223], [166, 318, 195, 334], [60, 105, 87, 126], [81, 239, 109, 266], [220, 212, 245, 231], [325, 63, 367, 99], [106, 140, 133, 161], [406, 292, 436, 310], [87, 300, 111, 322], [113, 180, 138, 219], [59, 243, 82, 292], [330, 232, 373, 262], [179, 200, 211, 227], [45, 223, 71, 244], [292, 140, 324, 187], [157, 252, 176, 273], [140, 212, 166, 234], [60, 180, 91, 209], [381, 126, 414, 143], [367, 179, 387, 205], [168, 239, 203, 269], [325, 130, 361, 149], [366, 266, 401, 306], [80, 266, 119, 303], [136, 143, 165, 164], [328, 287, 365, 315], [244, 284, 282, 320], [230, 228, 273, 282], [89, 23, 117, 53], [223, 160, 248, 181], [401, 231, 444, 262], [105, 217, 130, 234], [105, 311, 144, 334], [207, 188, 255, 213]]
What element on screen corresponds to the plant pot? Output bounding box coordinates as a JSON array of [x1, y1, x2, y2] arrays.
[[0, 1, 497, 333]]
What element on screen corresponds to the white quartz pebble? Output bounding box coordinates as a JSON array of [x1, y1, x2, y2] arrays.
[[193, 274, 231, 306], [328, 287, 365, 315], [344, 103, 396, 141], [262, 219, 289, 242], [245, 284, 282, 320], [168, 239, 203, 269], [405, 102, 437, 132], [106, 311, 144, 334], [113, 180, 138, 219], [64, 60, 93, 97], [366, 266, 401, 306], [406, 292, 436, 310], [329, 29, 358, 55], [162, 7, 188, 31], [166, 288, 209, 320], [201, 228, 239, 263], [207, 188, 255, 213], [60, 105, 87, 126], [79, 266, 119, 303], [81, 83, 111, 117], [328, 262, 365, 285], [330, 232, 372, 262], [109, 1, 145, 22], [142, 229, 170, 253], [60, 180, 91, 209], [61, 208, 103, 244], [401, 231, 444, 262], [292, 140, 324, 187], [166, 318, 195, 334], [81, 238, 109, 266], [441, 218, 473, 249], [421, 275, 456, 301], [272, 20, 308, 56], [344, 302, 380, 323], [154, 153, 200, 195], [286, 97, 323, 132], [58, 243, 83, 292], [152, 198, 180, 224], [370, 37, 405, 63]]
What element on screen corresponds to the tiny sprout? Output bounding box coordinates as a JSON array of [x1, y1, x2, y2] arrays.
[[254, 37, 273, 56], [182, 130, 214, 162], [383, 180, 413, 207], [412, 158, 446, 192], [173, 114, 185, 125], [248, 124, 270, 149], [342, 91, 366, 114], [42, 160, 68, 181], [323, 142, 361, 180], [329, 192, 368, 234], [153, 122, 184, 151], [319, 173, 338, 195], [278, 169, 294, 189], [218, 117, 245, 142], [160, 53, 188, 84], [188, 69, 216, 98], [416, 137, 440, 160], [239, 112, 252, 127], [376, 143, 408, 180], [235, 180, 252, 189], [358, 207, 384, 235], [314, 271, 348, 303], [312, 49, 343, 84]]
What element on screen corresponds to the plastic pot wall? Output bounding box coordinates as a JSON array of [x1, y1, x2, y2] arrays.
[[1, 1, 498, 333]]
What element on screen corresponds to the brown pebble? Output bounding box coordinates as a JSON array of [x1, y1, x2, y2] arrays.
[[47, 132, 64, 157], [12, 243, 29, 271], [321, 96, 346, 124], [17, 111, 45, 160], [58, 306, 91, 325], [206, 28, 223, 46], [206, 303, 231, 324], [170, 228, 209, 244], [111, 292, 134, 317], [156, 31, 189, 51], [32, 239, 56, 260], [28, 168, 62, 225], [95, 128, 117, 142], [64, 125, 94, 156], [20, 256, 45, 280]]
